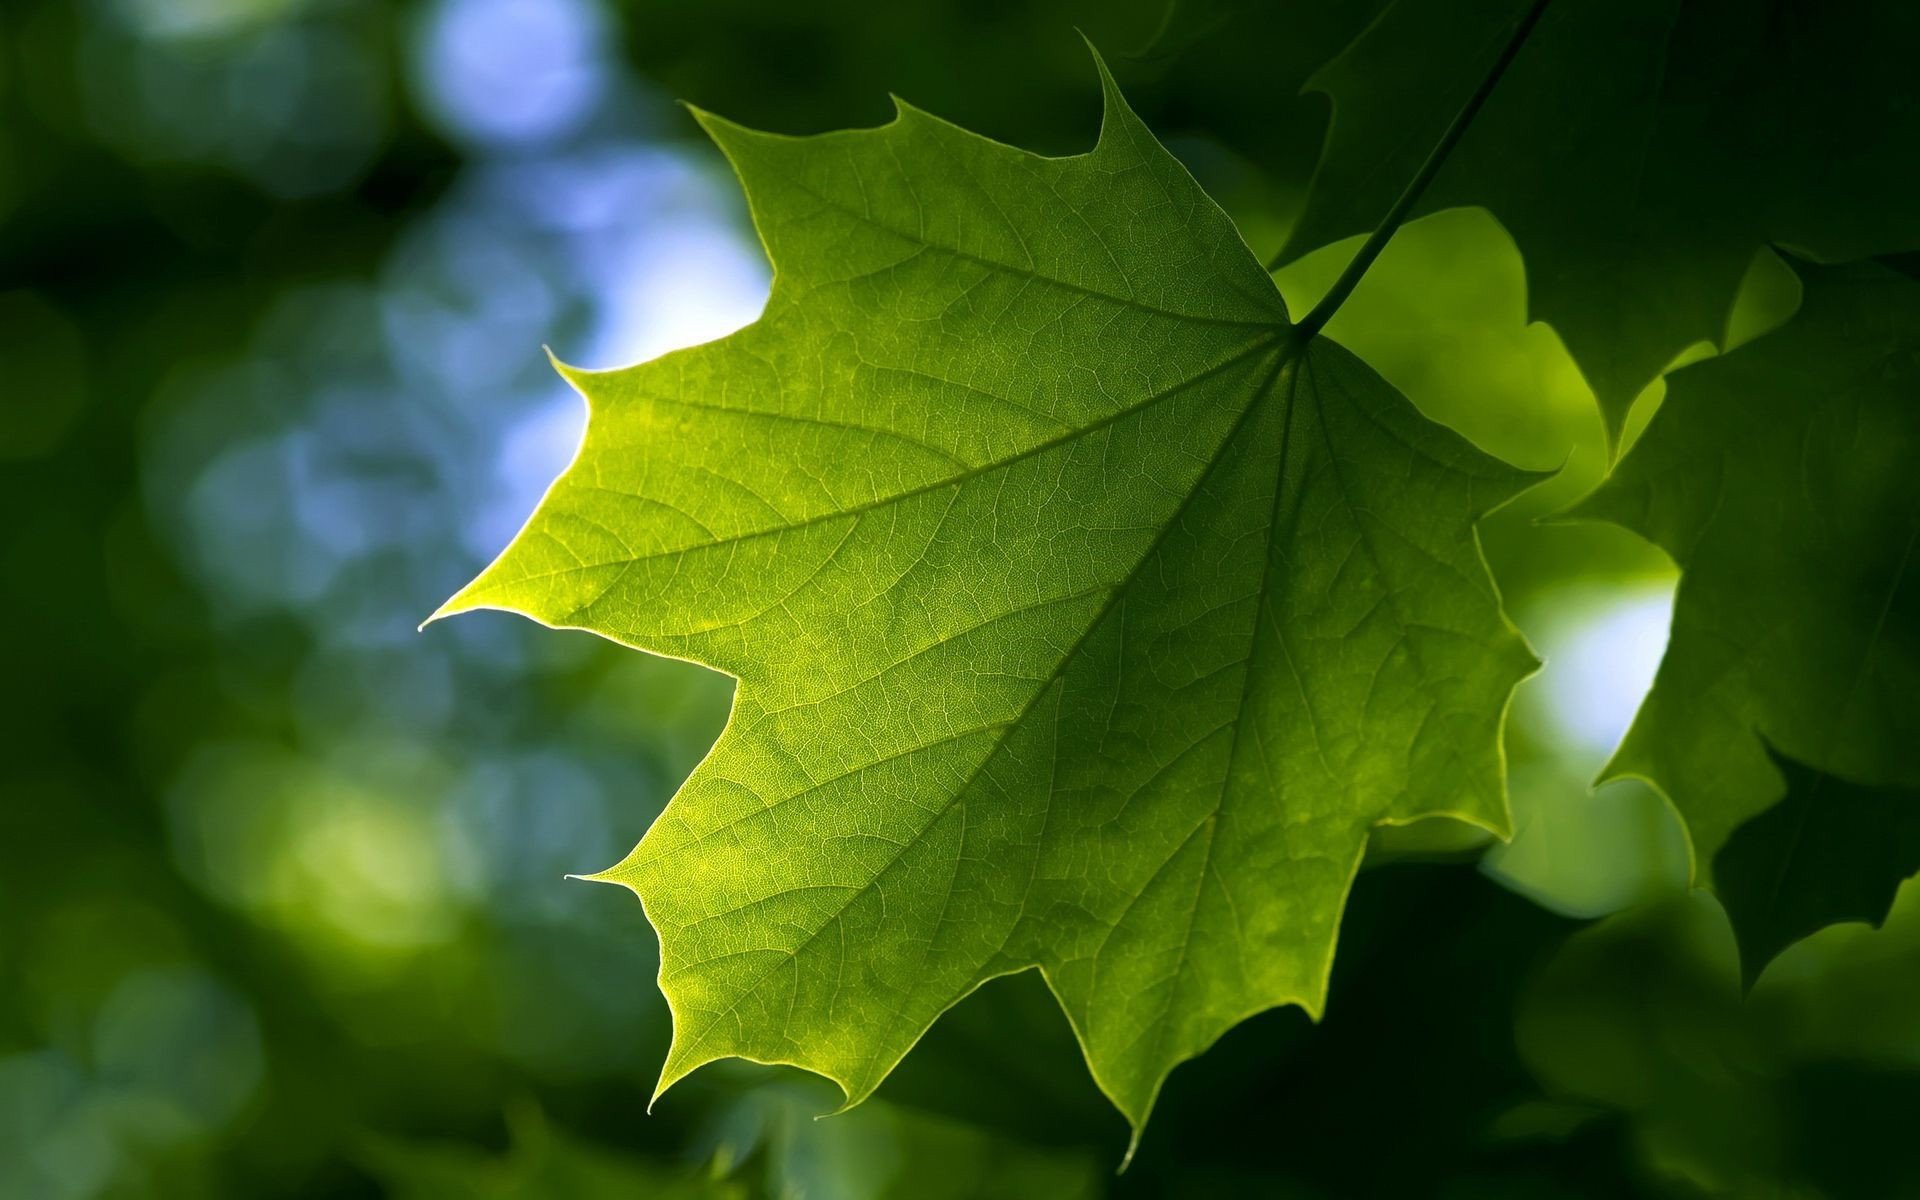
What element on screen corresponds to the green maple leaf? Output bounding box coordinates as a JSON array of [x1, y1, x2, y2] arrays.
[[432, 55, 1537, 1134], [1274, 0, 1920, 440], [1577, 260, 1920, 978]]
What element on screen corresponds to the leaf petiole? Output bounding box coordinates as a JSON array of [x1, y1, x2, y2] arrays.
[[1285, 0, 1552, 339]]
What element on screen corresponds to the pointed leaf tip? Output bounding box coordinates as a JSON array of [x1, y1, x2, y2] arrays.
[[1080, 33, 1146, 151]]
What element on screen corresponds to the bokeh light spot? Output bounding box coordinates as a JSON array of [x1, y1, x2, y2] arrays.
[[1536, 584, 1675, 758], [412, 0, 609, 147]]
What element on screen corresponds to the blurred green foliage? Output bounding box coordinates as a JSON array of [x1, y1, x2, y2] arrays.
[[0, 0, 1913, 1196]]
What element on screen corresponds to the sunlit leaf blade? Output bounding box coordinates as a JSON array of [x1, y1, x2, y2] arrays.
[[1277, 0, 1920, 439], [1578, 260, 1920, 967], [435, 53, 1538, 1134]]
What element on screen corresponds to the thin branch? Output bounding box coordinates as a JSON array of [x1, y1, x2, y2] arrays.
[[1288, 0, 1553, 341]]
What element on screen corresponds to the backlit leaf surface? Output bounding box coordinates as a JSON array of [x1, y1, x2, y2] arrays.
[[436, 59, 1536, 1131]]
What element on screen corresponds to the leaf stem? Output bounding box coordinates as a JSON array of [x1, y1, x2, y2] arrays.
[[1288, 0, 1552, 341]]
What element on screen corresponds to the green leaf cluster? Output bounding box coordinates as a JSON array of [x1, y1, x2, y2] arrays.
[[1577, 260, 1920, 980], [439, 4, 1920, 1147]]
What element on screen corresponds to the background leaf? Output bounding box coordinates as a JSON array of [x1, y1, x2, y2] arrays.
[[1576, 259, 1920, 974], [1714, 748, 1920, 988], [1271, 0, 1920, 438]]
